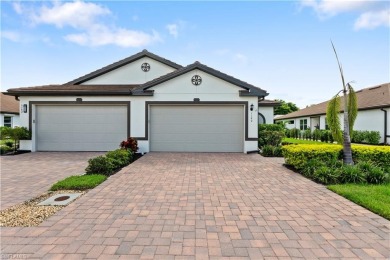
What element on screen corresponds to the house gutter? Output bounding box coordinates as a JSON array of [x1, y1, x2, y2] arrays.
[[381, 108, 389, 144]]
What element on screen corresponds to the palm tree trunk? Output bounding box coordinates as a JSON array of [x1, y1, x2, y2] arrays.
[[343, 88, 353, 165]]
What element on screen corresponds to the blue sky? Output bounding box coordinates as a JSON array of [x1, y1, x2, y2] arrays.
[[1, 1, 389, 108]]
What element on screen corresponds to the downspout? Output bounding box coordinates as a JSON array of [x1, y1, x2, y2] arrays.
[[380, 108, 389, 145]]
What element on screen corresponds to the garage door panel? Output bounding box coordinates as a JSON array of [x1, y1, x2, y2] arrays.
[[37, 105, 127, 151], [150, 105, 244, 152]]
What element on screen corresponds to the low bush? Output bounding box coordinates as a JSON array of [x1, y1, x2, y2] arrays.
[[0, 145, 12, 155], [282, 144, 342, 170], [313, 166, 340, 185], [338, 165, 366, 184], [273, 146, 283, 157], [85, 156, 114, 176], [50, 174, 107, 191], [259, 124, 284, 132], [351, 130, 381, 145], [3, 140, 14, 148], [352, 146, 390, 168], [120, 137, 139, 153], [259, 131, 284, 148], [261, 145, 274, 157], [106, 149, 133, 169], [283, 144, 390, 170]]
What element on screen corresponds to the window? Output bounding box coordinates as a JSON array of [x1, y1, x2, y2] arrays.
[[287, 120, 294, 124], [325, 118, 329, 130], [299, 119, 307, 130], [4, 116, 12, 127]]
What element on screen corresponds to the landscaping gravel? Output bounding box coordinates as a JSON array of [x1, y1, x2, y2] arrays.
[[0, 190, 86, 227]]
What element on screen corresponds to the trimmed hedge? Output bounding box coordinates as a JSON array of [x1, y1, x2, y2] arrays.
[[352, 146, 390, 168], [351, 130, 381, 145], [282, 144, 342, 170], [282, 144, 390, 170]]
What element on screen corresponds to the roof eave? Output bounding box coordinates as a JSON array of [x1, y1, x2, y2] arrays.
[[5, 91, 154, 96]]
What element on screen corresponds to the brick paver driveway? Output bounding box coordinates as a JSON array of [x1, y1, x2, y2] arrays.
[[0, 152, 103, 210], [1, 153, 389, 259]]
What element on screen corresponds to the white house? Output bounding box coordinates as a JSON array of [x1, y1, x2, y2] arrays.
[[4, 50, 278, 153], [276, 83, 390, 144], [0, 93, 20, 128]]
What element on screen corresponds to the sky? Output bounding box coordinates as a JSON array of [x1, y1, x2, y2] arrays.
[[1, 0, 389, 108]]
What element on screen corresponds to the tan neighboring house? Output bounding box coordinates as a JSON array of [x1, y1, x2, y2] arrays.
[[275, 83, 390, 144], [0, 93, 20, 127]]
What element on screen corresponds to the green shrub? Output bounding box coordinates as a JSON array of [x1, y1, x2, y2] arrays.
[[290, 128, 300, 139], [338, 165, 366, 184], [50, 174, 107, 191], [352, 146, 390, 168], [3, 140, 14, 148], [106, 149, 132, 169], [366, 131, 381, 145], [313, 166, 340, 185], [259, 124, 284, 132], [301, 159, 326, 178], [0, 145, 12, 155], [312, 129, 321, 141], [85, 156, 114, 176], [365, 167, 386, 184], [259, 131, 284, 148], [304, 129, 311, 140], [273, 146, 283, 157], [282, 144, 342, 170], [351, 130, 381, 144], [261, 145, 274, 157], [283, 144, 390, 170]]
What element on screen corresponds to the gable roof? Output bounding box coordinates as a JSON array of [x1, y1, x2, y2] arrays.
[[276, 83, 390, 120], [65, 49, 183, 85], [1, 93, 19, 114], [140, 61, 268, 97]]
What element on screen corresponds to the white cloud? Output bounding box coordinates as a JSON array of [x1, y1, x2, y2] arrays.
[[64, 25, 161, 47], [1, 30, 21, 42], [13, 1, 161, 48], [354, 9, 390, 30], [30, 1, 111, 29], [234, 53, 249, 65], [12, 2, 24, 14], [166, 23, 179, 38], [299, 0, 390, 29]]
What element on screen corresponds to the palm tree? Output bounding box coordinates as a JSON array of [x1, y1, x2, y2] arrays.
[[326, 42, 358, 165]]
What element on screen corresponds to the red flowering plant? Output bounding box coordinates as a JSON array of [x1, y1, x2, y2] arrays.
[[120, 137, 139, 153]]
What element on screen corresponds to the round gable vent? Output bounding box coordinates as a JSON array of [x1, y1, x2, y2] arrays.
[[191, 75, 202, 86], [141, 63, 150, 72]]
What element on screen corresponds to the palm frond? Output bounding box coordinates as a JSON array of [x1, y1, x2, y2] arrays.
[[326, 95, 343, 144], [331, 41, 346, 90], [347, 83, 358, 135]]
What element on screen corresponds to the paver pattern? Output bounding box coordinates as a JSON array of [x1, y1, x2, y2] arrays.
[[1, 152, 389, 259], [0, 152, 103, 210]]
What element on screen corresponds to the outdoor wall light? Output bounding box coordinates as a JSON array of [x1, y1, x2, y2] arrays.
[[22, 104, 27, 113], [250, 104, 254, 111]]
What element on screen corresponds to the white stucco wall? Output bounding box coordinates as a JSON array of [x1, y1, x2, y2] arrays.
[[258, 107, 274, 125], [18, 69, 261, 153], [81, 57, 176, 85], [0, 113, 20, 127]]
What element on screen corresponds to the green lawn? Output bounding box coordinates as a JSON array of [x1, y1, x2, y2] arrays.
[[50, 174, 107, 191], [282, 138, 335, 145], [327, 183, 390, 220]]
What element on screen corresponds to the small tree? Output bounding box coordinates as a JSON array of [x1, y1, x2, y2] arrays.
[[326, 42, 358, 165], [0, 126, 31, 153]]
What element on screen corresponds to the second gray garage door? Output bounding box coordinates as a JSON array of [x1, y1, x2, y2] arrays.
[[150, 105, 244, 152], [36, 105, 128, 151]]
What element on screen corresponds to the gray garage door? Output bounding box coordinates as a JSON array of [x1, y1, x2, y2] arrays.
[[150, 105, 244, 152], [36, 105, 127, 151]]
